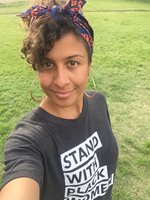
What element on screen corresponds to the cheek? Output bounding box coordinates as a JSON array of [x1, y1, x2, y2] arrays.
[[74, 71, 89, 87], [38, 73, 52, 88]]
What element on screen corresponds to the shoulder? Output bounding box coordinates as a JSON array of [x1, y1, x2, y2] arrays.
[[85, 91, 110, 121], [13, 107, 49, 135], [5, 107, 52, 151], [86, 91, 107, 105], [94, 91, 106, 101]]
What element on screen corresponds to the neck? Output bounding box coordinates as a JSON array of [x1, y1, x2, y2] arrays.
[[39, 96, 83, 119]]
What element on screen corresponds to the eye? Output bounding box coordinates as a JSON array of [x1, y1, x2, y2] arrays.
[[67, 60, 80, 68], [42, 61, 55, 70]]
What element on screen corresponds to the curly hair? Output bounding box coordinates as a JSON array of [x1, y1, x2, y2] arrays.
[[21, 15, 92, 71]]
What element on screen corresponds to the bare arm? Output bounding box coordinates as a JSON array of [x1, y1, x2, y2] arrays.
[[0, 177, 40, 200]]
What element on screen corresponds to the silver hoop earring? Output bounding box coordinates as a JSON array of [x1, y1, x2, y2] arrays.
[[84, 75, 96, 98], [30, 77, 46, 103]]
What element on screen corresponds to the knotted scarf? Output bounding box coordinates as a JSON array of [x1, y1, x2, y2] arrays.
[[18, 0, 94, 54]]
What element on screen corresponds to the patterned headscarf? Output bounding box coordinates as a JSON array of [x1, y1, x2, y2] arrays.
[[18, 0, 94, 54]]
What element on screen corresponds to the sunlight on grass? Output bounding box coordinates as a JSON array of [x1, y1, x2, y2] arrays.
[[0, 0, 150, 199]]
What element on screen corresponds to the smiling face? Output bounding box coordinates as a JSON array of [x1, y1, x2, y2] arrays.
[[37, 32, 91, 117]]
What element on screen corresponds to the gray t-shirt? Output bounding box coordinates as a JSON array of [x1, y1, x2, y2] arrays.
[[2, 92, 118, 200]]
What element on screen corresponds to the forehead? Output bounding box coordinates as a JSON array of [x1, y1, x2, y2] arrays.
[[46, 32, 88, 59]]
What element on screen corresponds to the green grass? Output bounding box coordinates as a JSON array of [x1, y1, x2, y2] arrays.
[[85, 0, 150, 11], [0, 1, 150, 199], [0, 1, 28, 14]]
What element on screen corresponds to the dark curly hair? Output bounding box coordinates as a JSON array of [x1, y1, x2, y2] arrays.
[[21, 15, 92, 71]]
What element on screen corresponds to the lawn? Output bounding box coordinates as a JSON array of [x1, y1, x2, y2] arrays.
[[0, 0, 150, 199]]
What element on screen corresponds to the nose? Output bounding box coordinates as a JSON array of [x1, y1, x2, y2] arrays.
[[53, 66, 70, 88]]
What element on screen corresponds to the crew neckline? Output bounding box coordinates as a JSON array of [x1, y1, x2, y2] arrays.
[[33, 95, 88, 125]]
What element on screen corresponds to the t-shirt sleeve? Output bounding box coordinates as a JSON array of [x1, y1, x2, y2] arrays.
[[1, 131, 44, 189]]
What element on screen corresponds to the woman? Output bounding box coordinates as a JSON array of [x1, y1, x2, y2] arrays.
[[0, 1, 118, 200]]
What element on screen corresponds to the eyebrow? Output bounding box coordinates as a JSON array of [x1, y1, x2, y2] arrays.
[[45, 55, 84, 62], [66, 55, 84, 59]]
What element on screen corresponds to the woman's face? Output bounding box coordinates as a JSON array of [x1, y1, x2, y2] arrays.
[[37, 32, 91, 111]]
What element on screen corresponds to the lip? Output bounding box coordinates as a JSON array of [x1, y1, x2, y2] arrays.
[[52, 89, 75, 99]]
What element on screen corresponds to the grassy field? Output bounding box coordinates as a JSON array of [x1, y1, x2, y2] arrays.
[[0, 0, 150, 199]]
